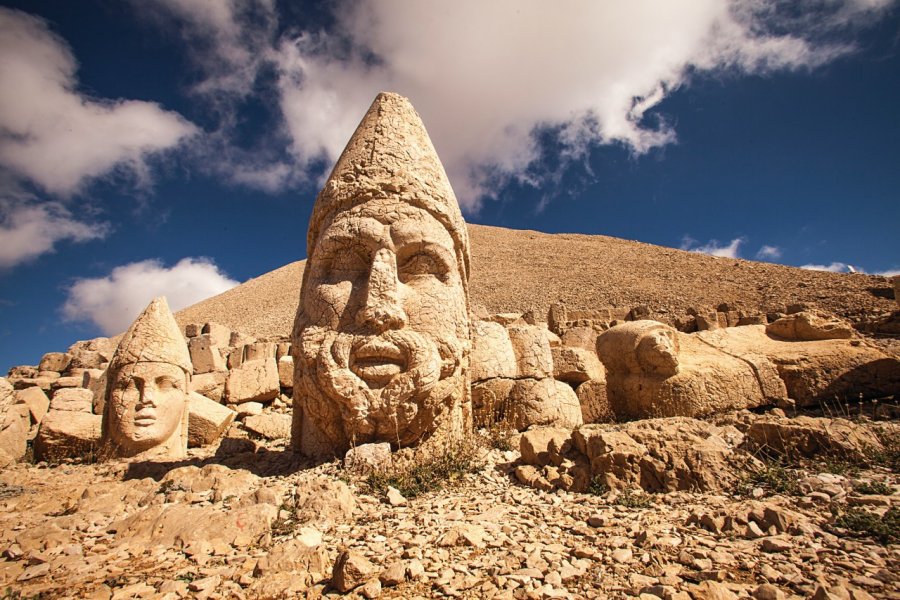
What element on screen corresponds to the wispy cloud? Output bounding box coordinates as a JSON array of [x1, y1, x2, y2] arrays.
[[128, 0, 896, 210], [800, 262, 853, 273], [62, 258, 239, 335], [0, 8, 198, 197], [756, 245, 782, 260], [681, 235, 746, 259]]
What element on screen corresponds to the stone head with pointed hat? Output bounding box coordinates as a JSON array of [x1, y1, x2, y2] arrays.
[[101, 296, 192, 460], [292, 92, 472, 458]]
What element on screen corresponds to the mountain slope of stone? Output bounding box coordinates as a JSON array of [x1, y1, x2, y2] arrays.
[[176, 224, 896, 338]]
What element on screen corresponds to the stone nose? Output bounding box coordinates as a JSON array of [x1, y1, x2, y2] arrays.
[[138, 383, 157, 407], [357, 248, 407, 332]]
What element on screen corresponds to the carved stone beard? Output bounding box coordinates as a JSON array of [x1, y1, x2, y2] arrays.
[[298, 325, 465, 448]]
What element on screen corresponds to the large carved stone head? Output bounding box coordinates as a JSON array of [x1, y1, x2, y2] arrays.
[[100, 297, 192, 460], [292, 92, 471, 458]]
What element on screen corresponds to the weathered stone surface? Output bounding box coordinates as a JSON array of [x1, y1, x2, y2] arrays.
[[33, 410, 101, 463], [252, 529, 327, 587], [243, 413, 291, 440], [560, 326, 601, 352], [226, 358, 279, 404], [15, 387, 50, 425], [576, 379, 612, 423], [292, 93, 471, 458], [184, 323, 201, 338], [0, 377, 14, 407], [293, 478, 356, 528], [767, 310, 855, 341], [50, 388, 93, 412], [187, 392, 236, 447], [67, 337, 115, 370], [597, 321, 783, 419], [507, 324, 554, 379], [188, 334, 227, 374], [745, 415, 880, 462], [552, 345, 604, 384], [244, 341, 276, 362], [201, 322, 231, 349], [332, 549, 377, 593], [100, 297, 191, 461], [344, 442, 392, 472], [81, 369, 106, 413], [471, 377, 516, 428], [508, 378, 583, 431], [38, 352, 70, 373], [189, 371, 226, 403], [698, 325, 900, 407], [470, 320, 518, 381], [520, 427, 573, 465], [277, 355, 293, 389], [0, 404, 29, 466]]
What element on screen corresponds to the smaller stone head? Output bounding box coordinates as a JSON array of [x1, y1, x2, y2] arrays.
[[597, 320, 680, 378], [101, 297, 192, 460]]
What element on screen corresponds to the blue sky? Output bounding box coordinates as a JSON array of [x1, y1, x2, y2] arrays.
[[1, 0, 898, 371]]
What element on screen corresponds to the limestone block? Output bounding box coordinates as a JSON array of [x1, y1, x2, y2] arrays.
[[226, 358, 279, 404], [278, 356, 294, 389], [508, 378, 583, 431], [7, 366, 37, 380], [39, 352, 71, 373], [276, 342, 292, 360], [187, 392, 236, 447], [37, 370, 61, 380], [67, 337, 115, 370], [227, 347, 244, 370], [245, 342, 276, 362], [184, 323, 202, 338], [15, 387, 50, 425], [190, 371, 227, 403], [189, 334, 227, 374], [50, 388, 93, 412], [82, 369, 106, 414], [576, 379, 612, 424], [520, 427, 573, 466], [234, 402, 263, 418], [202, 322, 231, 349], [470, 321, 517, 381], [507, 324, 554, 379], [0, 404, 30, 466], [34, 410, 102, 463], [244, 413, 291, 440], [51, 376, 81, 390], [552, 346, 604, 384], [344, 442, 392, 472], [471, 378, 516, 428], [0, 377, 13, 407], [560, 326, 599, 352], [766, 310, 855, 341], [745, 415, 877, 462], [332, 550, 377, 593]]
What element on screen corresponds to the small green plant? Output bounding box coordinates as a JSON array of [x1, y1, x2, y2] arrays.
[[853, 480, 893, 495], [819, 457, 860, 477], [868, 427, 900, 474], [587, 475, 609, 497], [366, 438, 484, 499], [615, 488, 653, 509], [741, 462, 802, 496], [176, 571, 198, 584], [834, 506, 899, 545]]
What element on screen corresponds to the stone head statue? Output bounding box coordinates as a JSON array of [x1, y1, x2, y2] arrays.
[[100, 297, 192, 460], [597, 320, 680, 379], [292, 92, 471, 458]]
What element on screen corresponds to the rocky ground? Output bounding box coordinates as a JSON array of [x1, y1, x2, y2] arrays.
[[174, 224, 899, 342], [1, 410, 897, 600]]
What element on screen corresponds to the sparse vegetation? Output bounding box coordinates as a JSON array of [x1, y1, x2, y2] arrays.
[[587, 475, 609, 497], [852, 480, 893, 495], [868, 427, 900, 473], [834, 506, 900, 545], [614, 488, 654, 509], [740, 461, 803, 496], [366, 437, 485, 499]]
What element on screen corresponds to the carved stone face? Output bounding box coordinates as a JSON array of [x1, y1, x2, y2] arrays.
[[296, 198, 469, 453], [107, 362, 188, 455], [636, 328, 680, 377]]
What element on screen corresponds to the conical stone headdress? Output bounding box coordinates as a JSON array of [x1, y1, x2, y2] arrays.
[[108, 296, 192, 374], [306, 92, 470, 284]]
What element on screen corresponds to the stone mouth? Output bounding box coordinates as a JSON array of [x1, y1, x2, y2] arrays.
[[351, 339, 408, 387], [133, 409, 157, 427]]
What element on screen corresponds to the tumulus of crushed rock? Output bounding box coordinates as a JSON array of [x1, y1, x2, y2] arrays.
[[175, 224, 897, 340]]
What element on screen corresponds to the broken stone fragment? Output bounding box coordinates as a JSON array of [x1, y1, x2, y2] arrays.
[[50, 388, 93, 412], [201, 322, 231, 348], [33, 410, 102, 463], [507, 324, 554, 379], [187, 392, 236, 447], [15, 387, 50, 425], [277, 355, 293, 390], [38, 352, 71, 373], [188, 334, 227, 374], [551, 345, 604, 384], [190, 371, 227, 403], [243, 413, 291, 440], [226, 358, 279, 404], [767, 310, 855, 341], [331, 549, 377, 593], [470, 321, 518, 381], [0, 404, 30, 466]]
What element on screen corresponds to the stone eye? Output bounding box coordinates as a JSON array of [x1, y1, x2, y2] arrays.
[[157, 377, 179, 390], [399, 252, 447, 283]]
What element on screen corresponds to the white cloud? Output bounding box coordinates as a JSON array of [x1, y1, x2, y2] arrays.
[[134, 1, 895, 207], [756, 245, 782, 260], [800, 262, 852, 273], [681, 235, 746, 259], [876, 269, 900, 277], [62, 258, 239, 335], [0, 8, 198, 196], [0, 197, 108, 269]]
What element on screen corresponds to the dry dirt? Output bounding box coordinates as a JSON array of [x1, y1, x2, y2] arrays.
[[175, 224, 897, 340]]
